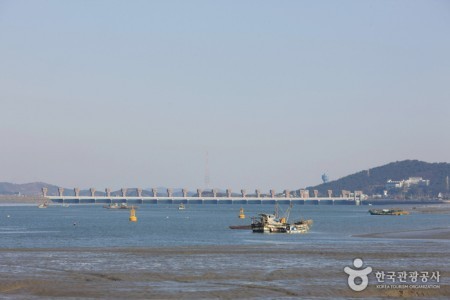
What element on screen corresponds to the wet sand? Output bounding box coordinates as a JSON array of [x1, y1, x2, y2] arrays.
[[0, 245, 449, 299], [356, 227, 450, 240], [412, 205, 450, 215]]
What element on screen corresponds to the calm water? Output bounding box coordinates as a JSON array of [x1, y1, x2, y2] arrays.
[[0, 203, 449, 249], [0, 204, 449, 299]]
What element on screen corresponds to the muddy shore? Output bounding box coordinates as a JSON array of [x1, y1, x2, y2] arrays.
[[0, 245, 448, 299]]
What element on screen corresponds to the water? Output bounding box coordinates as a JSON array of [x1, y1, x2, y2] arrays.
[[0, 204, 449, 298], [0, 204, 449, 248]]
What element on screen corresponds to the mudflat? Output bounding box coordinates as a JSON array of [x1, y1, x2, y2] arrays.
[[356, 227, 450, 240], [0, 245, 448, 299]]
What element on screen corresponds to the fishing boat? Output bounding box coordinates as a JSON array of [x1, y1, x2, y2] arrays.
[[178, 203, 185, 210], [103, 203, 130, 209], [251, 204, 312, 234], [37, 202, 49, 209], [369, 209, 409, 216]]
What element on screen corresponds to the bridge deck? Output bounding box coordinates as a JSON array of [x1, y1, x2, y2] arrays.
[[47, 196, 360, 204]]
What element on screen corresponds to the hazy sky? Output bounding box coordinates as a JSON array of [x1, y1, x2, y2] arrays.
[[1, 1, 449, 191]]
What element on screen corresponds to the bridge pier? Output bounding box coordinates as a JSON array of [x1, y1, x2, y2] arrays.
[[42, 187, 48, 197], [270, 189, 275, 198]]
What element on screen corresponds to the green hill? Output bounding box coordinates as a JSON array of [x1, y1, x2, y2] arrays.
[[306, 160, 450, 198]]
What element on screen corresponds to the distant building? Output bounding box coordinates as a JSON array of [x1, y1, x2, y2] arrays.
[[385, 177, 430, 190], [404, 177, 430, 187], [386, 180, 404, 189]]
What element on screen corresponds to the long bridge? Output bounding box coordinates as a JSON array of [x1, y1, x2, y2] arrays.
[[43, 187, 364, 205]]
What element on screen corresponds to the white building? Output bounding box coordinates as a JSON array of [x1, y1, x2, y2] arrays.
[[385, 180, 404, 189], [385, 177, 430, 190], [404, 177, 430, 187]]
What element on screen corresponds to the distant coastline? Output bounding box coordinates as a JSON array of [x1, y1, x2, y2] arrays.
[[0, 195, 47, 204]]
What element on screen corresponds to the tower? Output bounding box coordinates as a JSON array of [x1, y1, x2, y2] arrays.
[[205, 151, 210, 189]]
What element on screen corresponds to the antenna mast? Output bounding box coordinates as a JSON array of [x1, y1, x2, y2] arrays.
[[205, 151, 210, 189]]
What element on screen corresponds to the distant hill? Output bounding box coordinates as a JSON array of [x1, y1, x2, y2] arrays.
[[306, 160, 450, 198], [2, 160, 449, 198], [0, 182, 60, 196]]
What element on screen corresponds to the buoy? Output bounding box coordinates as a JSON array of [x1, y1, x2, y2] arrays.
[[238, 207, 245, 219], [129, 206, 137, 222]]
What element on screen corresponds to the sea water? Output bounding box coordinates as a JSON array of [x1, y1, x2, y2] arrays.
[[0, 204, 449, 298], [0, 204, 449, 249]]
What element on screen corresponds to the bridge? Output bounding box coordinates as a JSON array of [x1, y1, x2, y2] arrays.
[[42, 187, 363, 205]]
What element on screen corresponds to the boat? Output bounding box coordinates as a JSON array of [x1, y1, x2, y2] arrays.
[[369, 208, 409, 215], [251, 214, 312, 233], [251, 204, 312, 234], [103, 203, 131, 209], [37, 202, 49, 209], [178, 203, 185, 210]]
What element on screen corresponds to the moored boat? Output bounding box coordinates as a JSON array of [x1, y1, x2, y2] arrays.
[[369, 208, 409, 215], [103, 203, 131, 209], [250, 205, 312, 234], [37, 202, 49, 209]]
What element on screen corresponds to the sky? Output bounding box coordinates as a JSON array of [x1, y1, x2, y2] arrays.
[[0, 0, 449, 191]]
